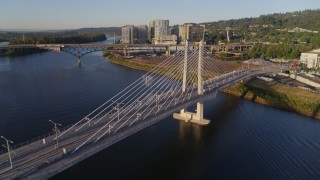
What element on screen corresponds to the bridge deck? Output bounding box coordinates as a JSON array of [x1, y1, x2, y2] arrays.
[[0, 68, 275, 179]]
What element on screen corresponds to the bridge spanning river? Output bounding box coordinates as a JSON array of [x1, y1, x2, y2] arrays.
[[0, 41, 284, 179], [0, 42, 254, 60]]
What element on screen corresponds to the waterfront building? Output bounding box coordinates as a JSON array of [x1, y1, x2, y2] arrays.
[[121, 25, 138, 44], [154, 35, 177, 45], [137, 25, 148, 44], [154, 19, 169, 40], [148, 20, 155, 43], [170, 25, 180, 43], [122, 25, 148, 44], [179, 24, 205, 44], [300, 49, 320, 69], [149, 19, 169, 44]]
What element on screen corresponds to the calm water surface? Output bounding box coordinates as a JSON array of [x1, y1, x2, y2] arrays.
[[0, 41, 319, 179]]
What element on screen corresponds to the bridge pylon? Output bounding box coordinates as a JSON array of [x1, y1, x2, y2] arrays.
[[173, 40, 210, 125]]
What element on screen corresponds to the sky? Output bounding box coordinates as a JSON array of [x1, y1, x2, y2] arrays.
[[1, 0, 320, 30]]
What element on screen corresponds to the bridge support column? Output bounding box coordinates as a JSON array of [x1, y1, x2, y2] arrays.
[[173, 102, 210, 125], [123, 47, 128, 56], [173, 40, 210, 125], [166, 46, 171, 56]]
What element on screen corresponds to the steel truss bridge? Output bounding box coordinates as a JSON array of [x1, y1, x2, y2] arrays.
[[0, 41, 286, 179], [0, 42, 254, 62], [0, 43, 176, 61]]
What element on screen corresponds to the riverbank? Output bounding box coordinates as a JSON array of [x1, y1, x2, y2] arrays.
[[2, 34, 107, 57], [104, 53, 320, 119], [222, 80, 320, 119]]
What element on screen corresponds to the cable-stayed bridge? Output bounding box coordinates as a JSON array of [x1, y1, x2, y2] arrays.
[[0, 41, 286, 179]]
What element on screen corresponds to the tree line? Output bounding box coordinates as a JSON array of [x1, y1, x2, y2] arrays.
[[10, 33, 106, 45], [2, 34, 107, 56]]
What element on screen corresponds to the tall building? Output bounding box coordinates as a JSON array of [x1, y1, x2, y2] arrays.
[[179, 25, 186, 44], [148, 20, 155, 43], [137, 25, 148, 44], [154, 19, 169, 42], [148, 19, 169, 44], [170, 25, 180, 43], [121, 25, 138, 44], [179, 24, 205, 44]]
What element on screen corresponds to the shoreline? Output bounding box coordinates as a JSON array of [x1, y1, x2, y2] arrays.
[[221, 86, 320, 120], [104, 53, 320, 120]]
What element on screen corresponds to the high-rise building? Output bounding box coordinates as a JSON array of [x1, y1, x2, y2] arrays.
[[137, 25, 148, 44], [170, 25, 180, 43], [179, 25, 186, 44], [121, 25, 138, 44], [154, 19, 169, 42], [179, 24, 205, 44], [148, 20, 155, 43], [148, 19, 169, 44]]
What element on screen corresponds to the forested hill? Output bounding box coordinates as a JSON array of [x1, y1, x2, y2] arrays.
[[205, 9, 320, 31]]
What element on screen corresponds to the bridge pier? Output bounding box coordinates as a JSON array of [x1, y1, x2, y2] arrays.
[[165, 46, 171, 56], [123, 47, 130, 56], [173, 40, 210, 125], [173, 101, 210, 125]]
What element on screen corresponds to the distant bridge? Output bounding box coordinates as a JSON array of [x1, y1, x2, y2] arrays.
[[0, 42, 254, 62], [0, 41, 285, 179]]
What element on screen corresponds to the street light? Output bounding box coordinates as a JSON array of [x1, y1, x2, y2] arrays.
[[49, 120, 62, 149], [1, 136, 14, 169]]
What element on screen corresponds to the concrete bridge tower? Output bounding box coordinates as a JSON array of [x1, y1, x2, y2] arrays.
[[173, 40, 210, 125]]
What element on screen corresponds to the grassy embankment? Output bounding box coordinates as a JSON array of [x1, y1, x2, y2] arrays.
[[223, 79, 320, 119], [105, 53, 154, 72], [104, 52, 320, 119]]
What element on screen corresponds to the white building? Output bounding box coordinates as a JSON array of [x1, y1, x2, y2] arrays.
[[122, 25, 148, 44], [179, 23, 205, 45], [121, 25, 137, 44], [154, 35, 177, 45], [148, 19, 169, 44], [300, 49, 320, 69]]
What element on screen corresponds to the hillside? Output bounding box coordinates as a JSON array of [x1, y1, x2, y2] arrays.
[[205, 9, 320, 31], [0, 27, 121, 42], [202, 9, 320, 59]]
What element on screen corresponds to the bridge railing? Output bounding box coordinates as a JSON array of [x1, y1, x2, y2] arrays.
[[0, 120, 89, 158]]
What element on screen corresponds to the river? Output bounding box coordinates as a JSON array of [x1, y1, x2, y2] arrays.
[[0, 38, 319, 179]]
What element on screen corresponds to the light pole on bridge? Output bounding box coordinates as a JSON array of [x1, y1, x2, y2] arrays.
[[1, 136, 14, 169], [49, 120, 62, 149], [112, 101, 124, 122]]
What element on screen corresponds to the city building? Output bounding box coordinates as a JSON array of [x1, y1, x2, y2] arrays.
[[148, 19, 169, 44], [154, 19, 169, 40], [300, 49, 320, 69], [122, 25, 148, 44], [137, 25, 148, 44], [154, 35, 177, 45], [170, 25, 180, 43], [121, 25, 138, 44], [148, 21, 155, 43], [179, 24, 205, 44]]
